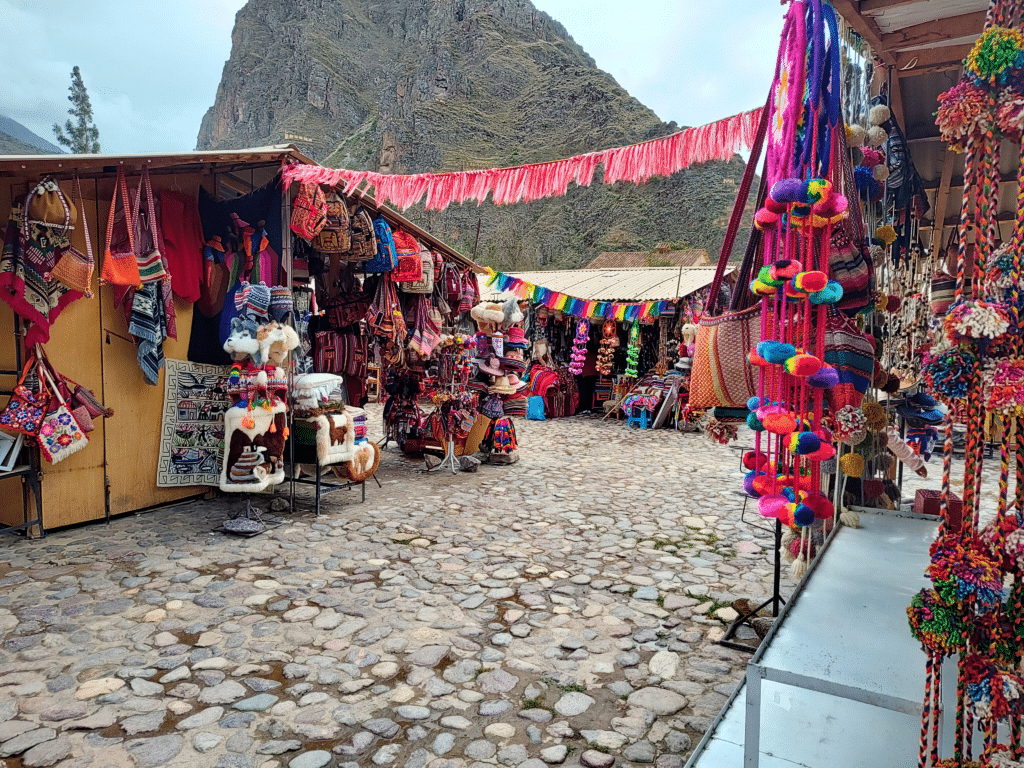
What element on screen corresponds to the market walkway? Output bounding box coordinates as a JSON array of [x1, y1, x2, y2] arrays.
[[0, 412, 790, 768]]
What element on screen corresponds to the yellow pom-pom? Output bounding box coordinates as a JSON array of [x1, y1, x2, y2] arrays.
[[876, 224, 898, 246], [862, 402, 887, 430], [839, 452, 865, 478]]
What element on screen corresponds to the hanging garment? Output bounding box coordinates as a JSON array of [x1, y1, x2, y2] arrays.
[[158, 190, 204, 302], [0, 206, 82, 347]]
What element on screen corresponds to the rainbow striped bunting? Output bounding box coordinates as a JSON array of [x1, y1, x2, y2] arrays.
[[484, 269, 670, 321]]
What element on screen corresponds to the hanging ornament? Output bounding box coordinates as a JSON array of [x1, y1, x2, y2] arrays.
[[568, 319, 589, 375], [624, 321, 641, 379]]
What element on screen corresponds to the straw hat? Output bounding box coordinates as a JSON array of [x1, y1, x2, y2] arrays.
[[478, 356, 504, 376], [488, 376, 517, 395]]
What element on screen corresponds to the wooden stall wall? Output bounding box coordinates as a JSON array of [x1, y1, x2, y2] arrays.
[[0, 169, 215, 530]]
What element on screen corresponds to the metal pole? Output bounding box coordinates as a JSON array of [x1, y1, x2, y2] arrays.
[[744, 664, 763, 768], [772, 518, 783, 616], [471, 218, 482, 263]]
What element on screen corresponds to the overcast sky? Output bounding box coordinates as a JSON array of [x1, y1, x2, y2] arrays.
[[0, 0, 785, 155]]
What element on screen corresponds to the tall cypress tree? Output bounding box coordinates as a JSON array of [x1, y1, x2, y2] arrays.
[[52, 66, 101, 154]]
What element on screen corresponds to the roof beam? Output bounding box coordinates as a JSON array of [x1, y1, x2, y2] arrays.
[[922, 170, 1017, 191], [895, 43, 973, 75], [832, 0, 895, 64], [930, 150, 956, 243], [860, 0, 920, 13], [881, 11, 987, 51]]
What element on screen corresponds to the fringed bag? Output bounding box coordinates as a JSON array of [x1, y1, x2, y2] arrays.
[[689, 103, 769, 409], [36, 357, 88, 464]]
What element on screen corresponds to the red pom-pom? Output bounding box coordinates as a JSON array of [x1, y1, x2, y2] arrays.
[[763, 412, 798, 435], [794, 271, 828, 292], [743, 451, 769, 470], [769, 259, 801, 281], [747, 350, 770, 367], [755, 209, 780, 229]]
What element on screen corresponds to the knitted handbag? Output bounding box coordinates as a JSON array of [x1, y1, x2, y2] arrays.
[[689, 102, 768, 409], [0, 355, 48, 437], [391, 229, 423, 282], [365, 217, 398, 273], [51, 176, 95, 297], [823, 310, 873, 413], [290, 182, 328, 241], [135, 168, 168, 284], [100, 168, 142, 288], [36, 359, 88, 464]]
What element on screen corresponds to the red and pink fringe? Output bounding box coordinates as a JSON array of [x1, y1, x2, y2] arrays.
[[282, 108, 763, 211]]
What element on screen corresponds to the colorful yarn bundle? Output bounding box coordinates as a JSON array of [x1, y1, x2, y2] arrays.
[[926, 536, 1005, 612], [568, 319, 589, 375], [982, 358, 1024, 416], [922, 346, 980, 404], [908, 589, 969, 657], [623, 321, 640, 379], [944, 300, 1012, 345]]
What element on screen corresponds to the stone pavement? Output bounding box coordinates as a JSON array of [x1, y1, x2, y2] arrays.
[[0, 409, 794, 768]]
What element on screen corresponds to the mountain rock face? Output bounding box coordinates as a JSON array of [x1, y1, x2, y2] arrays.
[[198, 0, 748, 269], [0, 115, 62, 155]]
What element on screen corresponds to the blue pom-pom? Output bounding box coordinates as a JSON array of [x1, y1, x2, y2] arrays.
[[782, 487, 796, 502], [747, 396, 762, 412], [810, 280, 844, 305], [854, 165, 874, 191], [757, 340, 796, 364], [743, 471, 763, 498], [747, 412, 765, 431], [794, 504, 815, 526]]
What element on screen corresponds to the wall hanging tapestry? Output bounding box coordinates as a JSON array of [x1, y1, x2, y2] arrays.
[[157, 359, 231, 487]]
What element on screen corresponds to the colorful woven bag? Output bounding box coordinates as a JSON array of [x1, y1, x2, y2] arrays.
[[688, 102, 768, 409], [290, 182, 328, 241], [0, 355, 47, 437], [100, 168, 142, 288], [136, 168, 168, 284], [823, 311, 874, 413], [391, 229, 422, 282], [51, 176, 95, 297]]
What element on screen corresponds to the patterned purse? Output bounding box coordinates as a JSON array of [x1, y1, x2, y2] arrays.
[[136, 167, 168, 284], [0, 355, 48, 437], [36, 358, 89, 464], [100, 168, 143, 288], [51, 176, 95, 297]]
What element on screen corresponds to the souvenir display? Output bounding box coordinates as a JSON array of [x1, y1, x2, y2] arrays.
[[908, 4, 1024, 766]]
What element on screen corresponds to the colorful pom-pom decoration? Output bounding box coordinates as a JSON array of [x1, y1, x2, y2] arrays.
[[793, 504, 815, 527], [926, 535, 1004, 611], [839, 452, 865, 478], [804, 442, 836, 462], [833, 405, 868, 444], [866, 125, 888, 147], [872, 164, 890, 182], [758, 265, 785, 287], [792, 271, 828, 293], [787, 431, 822, 455], [922, 347, 978, 403], [769, 259, 802, 281], [810, 281, 844, 305], [848, 124, 867, 147], [758, 494, 788, 519], [755, 208, 780, 229], [783, 353, 822, 377], [862, 402, 888, 430], [743, 471, 764, 498], [965, 26, 1024, 86], [804, 178, 831, 205], [944, 300, 1012, 345], [807, 364, 839, 389], [763, 412, 798, 435], [757, 340, 796, 364], [750, 279, 775, 296], [804, 493, 834, 520], [770, 178, 806, 204], [743, 451, 769, 470], [747, 350, 770, 367], [875, 224, 898, 246], [746, 412, 765, 431]]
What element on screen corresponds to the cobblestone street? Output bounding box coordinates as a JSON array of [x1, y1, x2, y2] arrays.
[[0, 411, 793, 768]]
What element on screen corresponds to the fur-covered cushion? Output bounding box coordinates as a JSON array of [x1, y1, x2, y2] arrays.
[[220, 402, 287, 493], [314, 411, 355, 466]]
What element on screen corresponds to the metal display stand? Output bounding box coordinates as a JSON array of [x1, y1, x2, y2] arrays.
[[0, 318, 44, 538], [427, 437, 458, 474]]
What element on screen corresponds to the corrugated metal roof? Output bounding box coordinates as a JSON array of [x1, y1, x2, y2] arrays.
[[584, 250, 710, 269], [479, 266, 729, 302], [866, 0, 987, 37]]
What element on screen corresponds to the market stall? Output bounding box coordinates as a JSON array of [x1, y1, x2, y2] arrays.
[[0, 145, 476, 534], [479, 266, 728, 426]]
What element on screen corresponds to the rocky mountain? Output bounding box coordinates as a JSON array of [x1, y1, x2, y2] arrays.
[[0, 114, 62, 155], [198, 0, 750, 270]]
